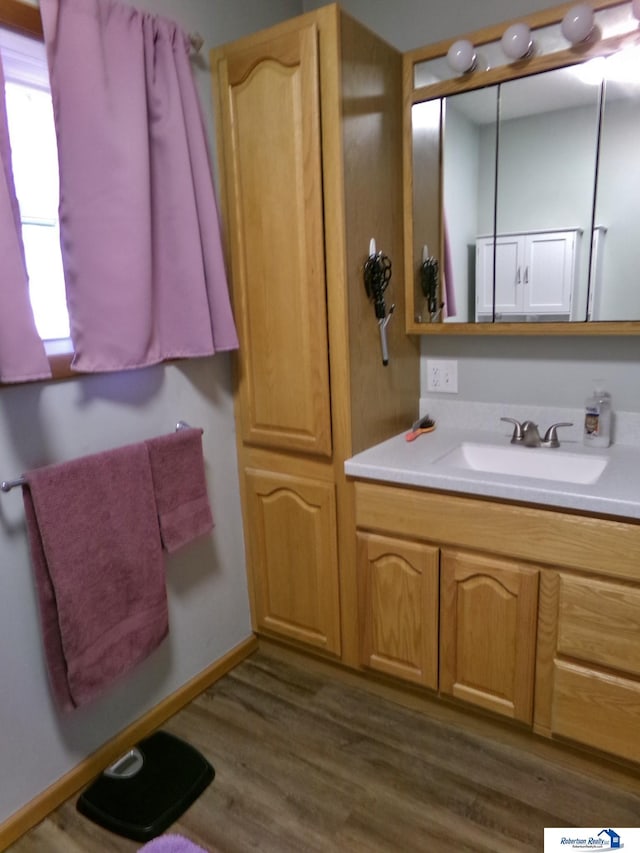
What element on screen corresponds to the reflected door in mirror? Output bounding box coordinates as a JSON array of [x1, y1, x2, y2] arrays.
[[592, 47, 640, 321]]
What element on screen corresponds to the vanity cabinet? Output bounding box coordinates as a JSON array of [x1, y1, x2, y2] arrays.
[[440, 549, 539, 723], [354, 480, 542, 723], [353, 478, 640, 764], [476, 230, 579, 320], [212, 7, 419, 661]]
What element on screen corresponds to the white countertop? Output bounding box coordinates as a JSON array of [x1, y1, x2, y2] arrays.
[[345, 427, 640, 521]]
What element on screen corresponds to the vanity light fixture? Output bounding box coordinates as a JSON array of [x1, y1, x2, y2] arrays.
[[501, 22, 534, 60], [446, 39, 477, 74], [561, 2, 596, 44]]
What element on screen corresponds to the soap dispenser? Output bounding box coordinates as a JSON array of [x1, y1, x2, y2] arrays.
[[583, 383, 612, 448]]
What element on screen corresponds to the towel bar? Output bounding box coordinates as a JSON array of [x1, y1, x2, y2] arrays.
[[1, 421, 194, 493], [1, 477, 25, 492]]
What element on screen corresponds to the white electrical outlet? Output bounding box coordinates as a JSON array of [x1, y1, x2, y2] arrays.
[[426, 358, 458, 393]]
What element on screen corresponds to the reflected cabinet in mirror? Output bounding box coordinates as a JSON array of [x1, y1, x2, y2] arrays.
[[404, 0, 640, 335]]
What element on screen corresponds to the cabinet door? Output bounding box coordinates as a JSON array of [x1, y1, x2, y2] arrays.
[[216, 24, 332, 457], [475, 238, 496, 317], [357, 533, 439, 688], [494, 235, 524, 314], [244, 468, 341, 655], [524, 230, 576, 315], [476, 236, 523, 317], [440, 549, 539, 723]]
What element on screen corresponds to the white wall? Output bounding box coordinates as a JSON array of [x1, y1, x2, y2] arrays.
[[477, 103, 599, 320], [442, 103, 480, 323], [595, 95, 640, 320], [0, 0, 302, 828], [304, 0, 640, 414], [304, 0, 562, 50]]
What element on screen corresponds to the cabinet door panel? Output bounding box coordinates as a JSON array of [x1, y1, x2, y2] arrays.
[[217, 24, 332, 456], [246, 469, 340, 654], [440, 549, 539, 722], [476, 236, 522, 316], [475, 238, 495, 316], [245, 468, 340, 655], [494, 236, 523, 313], [357, 533, 439, 688], [525, 231, 575, 314]]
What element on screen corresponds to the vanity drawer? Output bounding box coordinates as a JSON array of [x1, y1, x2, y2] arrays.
[[551, 660, 640, 763], [557, 574, 640, 677]]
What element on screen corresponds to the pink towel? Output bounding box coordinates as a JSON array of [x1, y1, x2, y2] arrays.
[[138, 834, 209, 852], [145, 428, 213, 554], [22, 444, 168, 713]]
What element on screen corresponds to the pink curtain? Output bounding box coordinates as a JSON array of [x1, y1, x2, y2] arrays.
[[0, 60, 52, 383], [40, 0, 238, 373]]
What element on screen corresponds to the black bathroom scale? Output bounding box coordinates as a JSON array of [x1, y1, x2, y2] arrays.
[[77, 730, 214, 842]]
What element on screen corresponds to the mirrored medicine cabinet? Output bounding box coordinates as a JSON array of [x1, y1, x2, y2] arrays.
[[404, 0, 640, 335]]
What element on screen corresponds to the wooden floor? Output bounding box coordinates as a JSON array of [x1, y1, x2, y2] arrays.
[[10, 647, 640, 852]]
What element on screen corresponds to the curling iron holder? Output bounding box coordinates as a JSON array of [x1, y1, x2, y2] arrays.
[[420, 245, 443, 322], [364, 238, 395, 366]]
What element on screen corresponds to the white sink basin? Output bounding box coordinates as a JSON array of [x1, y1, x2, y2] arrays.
[[434, 442, 608, 485]]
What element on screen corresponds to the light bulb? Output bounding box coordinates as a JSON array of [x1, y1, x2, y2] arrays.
[[632, 0, 640, 20], [561, 3, 595, 44], [446, 39, 477, 74], [501, 22, 534, 60]]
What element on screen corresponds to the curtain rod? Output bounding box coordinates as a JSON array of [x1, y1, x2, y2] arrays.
[[0, 3, 203, 53]]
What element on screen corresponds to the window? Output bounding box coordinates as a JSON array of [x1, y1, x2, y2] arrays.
[[1, 3, 236, 379], [1, 24, 70, 346]]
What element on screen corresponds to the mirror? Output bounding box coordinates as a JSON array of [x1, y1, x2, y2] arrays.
[[592, 46, 640, 320], [440, 86, 498, 323], [440, 66, 601, 324], [408, 4, 640, 330]]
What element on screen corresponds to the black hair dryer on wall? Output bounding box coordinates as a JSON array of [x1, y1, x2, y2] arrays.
[[363, 238, 395, 366]]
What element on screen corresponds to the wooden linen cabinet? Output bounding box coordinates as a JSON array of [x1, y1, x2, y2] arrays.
[[212, 6, 419, 662]]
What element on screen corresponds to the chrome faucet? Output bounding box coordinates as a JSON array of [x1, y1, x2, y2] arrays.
[[501, 417, 573, 448]]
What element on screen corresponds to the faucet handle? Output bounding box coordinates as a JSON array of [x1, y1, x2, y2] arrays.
[[543, 422, 573, 448], [500, 417, 524, 443]]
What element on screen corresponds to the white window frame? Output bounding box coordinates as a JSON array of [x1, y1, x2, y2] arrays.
[[1, 15, 73, 367]]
